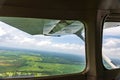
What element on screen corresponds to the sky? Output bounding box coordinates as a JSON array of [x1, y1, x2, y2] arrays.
[[0, 21, 85, 55], [102, 25, 120, 68], [103, 25, 120, 57], [0, 21, 120, 57]]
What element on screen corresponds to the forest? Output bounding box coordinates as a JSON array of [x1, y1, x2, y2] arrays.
[[0, 48, 85, 78]]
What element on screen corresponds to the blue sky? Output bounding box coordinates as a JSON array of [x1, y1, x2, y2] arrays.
[[103, 23, 120, 57], [0, 21, 85, 55], [0, 21, 120, 57]]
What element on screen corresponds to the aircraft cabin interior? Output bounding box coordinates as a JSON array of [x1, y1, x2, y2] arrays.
[[0, 0, 120, 80]]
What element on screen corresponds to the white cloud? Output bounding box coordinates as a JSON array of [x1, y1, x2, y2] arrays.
[[36, 40, 52, 46], [103, 26, 120, 56], [39, 42, 85, 55], [104, 26, 120, 36], [103, 38, 120, 48], [20, 37, 35, 43], [0, 27, 6, 36], [52, 43, 79, 51], [0, 21, 85, 55]]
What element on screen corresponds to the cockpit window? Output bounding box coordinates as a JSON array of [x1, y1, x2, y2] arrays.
[[0, 17, 86, 78], [102, 22, 120, 69]]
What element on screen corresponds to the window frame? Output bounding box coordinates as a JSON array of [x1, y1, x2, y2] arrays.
[[0, 17, 87, 80], [102, 13, 120, 80]]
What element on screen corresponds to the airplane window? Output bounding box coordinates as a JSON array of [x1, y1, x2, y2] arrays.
[[0, 17, 85, 78], [102, 22, 120, 69]]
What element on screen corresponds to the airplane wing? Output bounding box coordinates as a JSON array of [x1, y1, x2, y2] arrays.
[[0, 17, 84, 39], [103, 54, 119, 69], [43, 20, 60, 34], [53, 21, 83, 35], [0, 17, 44, 35], [49, 21, 84, 39]]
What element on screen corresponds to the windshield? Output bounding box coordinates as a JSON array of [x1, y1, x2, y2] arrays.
[[102, 22, 120, 69], [0, 17, 86, 78]]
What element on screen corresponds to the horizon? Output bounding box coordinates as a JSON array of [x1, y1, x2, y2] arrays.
[[0, 20, 85, 56]]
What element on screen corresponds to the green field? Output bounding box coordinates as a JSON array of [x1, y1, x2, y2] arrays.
[[0, 48, 85, 78]]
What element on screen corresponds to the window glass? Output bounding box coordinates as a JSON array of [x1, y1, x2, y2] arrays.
[[0, 17, 85, 78], [102, 22, 120, 69]]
